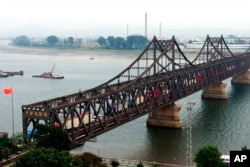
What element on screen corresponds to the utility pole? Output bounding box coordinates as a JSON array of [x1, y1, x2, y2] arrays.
[[145, 13, 147, 38], [159, 22, 162, 39], [126, 24, 128, 38], [185, 101, 195, 167]]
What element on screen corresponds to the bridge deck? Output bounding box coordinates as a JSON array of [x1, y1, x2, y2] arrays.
[[22, 36, 250, 147]]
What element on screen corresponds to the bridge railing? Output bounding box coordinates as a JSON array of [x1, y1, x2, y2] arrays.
[[102, 157, 192, 167], [22, 35, 250, 147]]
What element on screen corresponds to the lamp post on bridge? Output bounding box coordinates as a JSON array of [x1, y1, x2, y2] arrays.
[[185, 101, 195, 167]]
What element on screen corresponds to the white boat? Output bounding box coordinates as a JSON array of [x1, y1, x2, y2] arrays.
[[0, 71, 8, 78]]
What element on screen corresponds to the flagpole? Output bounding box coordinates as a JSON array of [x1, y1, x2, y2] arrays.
[[11, 90, 14, 136], [3, 87, 14, 136]]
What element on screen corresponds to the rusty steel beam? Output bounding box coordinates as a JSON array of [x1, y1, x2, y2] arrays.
[[22, 36, 250, 148]]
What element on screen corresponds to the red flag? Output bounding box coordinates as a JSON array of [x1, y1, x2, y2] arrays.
[[3, 87, 13, 95]]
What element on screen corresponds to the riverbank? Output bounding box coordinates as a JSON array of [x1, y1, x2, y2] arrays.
[[0, 39, 203, 58], [0, 39, 142, 57]]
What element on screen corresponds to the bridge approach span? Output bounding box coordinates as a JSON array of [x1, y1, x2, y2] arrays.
[[22, 35, 250, 148]]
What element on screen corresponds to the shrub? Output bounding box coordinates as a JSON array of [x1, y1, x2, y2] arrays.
[[111, 159, 119, 167], [137, 161, 144, 167], [75, 152, 103, 167]]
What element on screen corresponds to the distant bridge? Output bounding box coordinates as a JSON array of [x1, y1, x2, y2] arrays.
[[22, 35, 250, 148]]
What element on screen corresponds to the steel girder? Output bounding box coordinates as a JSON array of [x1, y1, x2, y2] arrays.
[[22, 36, 250, 148]]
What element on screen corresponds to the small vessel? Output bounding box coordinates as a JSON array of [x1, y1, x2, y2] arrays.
[[0, 71, 8, 78], [32, 64, 64, 79], [5, 70, 24, 76]]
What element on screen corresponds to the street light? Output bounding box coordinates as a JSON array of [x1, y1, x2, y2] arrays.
[[185, 101, 195, 167]]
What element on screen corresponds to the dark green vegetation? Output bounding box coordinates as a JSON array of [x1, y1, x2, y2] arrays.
[[8, 124, 107, 167], [111, 159, 120, 167], [12, 35, 81, 48], [12, 35, 30, 46], [241, 145, 250, 151], [33, 124, 70, 151], [12, 149, 107, 167], [13, 147, 82, 167], [2, 124, 248, 166], [0, 133, 27, 161], [75, 152, 105, 167], [194, 145, 224, 167], [12, 34, 149, 50], [97, 35, 148, 49]]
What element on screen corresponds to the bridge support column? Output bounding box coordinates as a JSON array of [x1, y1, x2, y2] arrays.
[[146, 103, 182, 128], [201, 82, 227, 99], [231, 71, 250, 84]]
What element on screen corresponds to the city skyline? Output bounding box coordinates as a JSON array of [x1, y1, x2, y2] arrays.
[[1, 0, 250, 38]]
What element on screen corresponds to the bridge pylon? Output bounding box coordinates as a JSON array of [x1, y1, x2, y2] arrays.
[[201, 82, 228, 99], [232, 71, 250, 84], [147, 103, 182, 128]]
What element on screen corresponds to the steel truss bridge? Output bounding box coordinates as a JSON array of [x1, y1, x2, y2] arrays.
[[22, 35, 250, 148]]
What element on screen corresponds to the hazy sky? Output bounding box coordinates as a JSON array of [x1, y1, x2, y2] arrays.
[[1, 0, 250, 38]]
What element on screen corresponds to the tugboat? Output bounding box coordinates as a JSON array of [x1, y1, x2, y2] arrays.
[[32, 64, 64, 79]]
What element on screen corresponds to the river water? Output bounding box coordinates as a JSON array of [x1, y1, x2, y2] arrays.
[[1, 40, 250, 165]]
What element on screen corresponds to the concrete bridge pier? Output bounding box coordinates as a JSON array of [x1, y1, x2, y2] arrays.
[[147, 103, 182, 128], [231, 71, 250, 84], [201, 82, 228, 99]]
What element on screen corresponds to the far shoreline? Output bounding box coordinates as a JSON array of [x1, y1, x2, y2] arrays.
[[0, 39, 202, 58]]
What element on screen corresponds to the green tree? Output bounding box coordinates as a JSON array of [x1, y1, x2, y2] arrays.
[[97, 36, 107, 47], [67, 36, 74, 45], [107, 36, 116, 48], [46, 35, 59, 46], [33, 124, 70, 151], [114, 37, 125, 49], [194, 145, 224, 167], [126, 35, 148, 49], [13, 35, 30, 46], [75, 152, 103, 167], [11, 132, 25, 146], [137, 161, 144, 167], [0, 136, 19, 160], [111, 159, 119, 167], [12, 147, 82, 167], [241, 145, 250, 151]]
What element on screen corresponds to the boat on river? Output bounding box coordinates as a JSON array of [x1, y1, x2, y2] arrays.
[[0, 71, 8, 77], [0, 70, 24, 77], [5, 70, 24, 76], [32, 64, 64, 79]]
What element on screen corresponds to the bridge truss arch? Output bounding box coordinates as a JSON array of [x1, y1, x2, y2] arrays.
[[22, 35, 250, 147]]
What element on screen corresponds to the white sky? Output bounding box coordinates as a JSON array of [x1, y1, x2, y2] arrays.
[[0, 0, 250, 37]]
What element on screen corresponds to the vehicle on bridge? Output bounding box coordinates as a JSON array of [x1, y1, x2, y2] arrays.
[[22, 35, 250, 148], [55, 112, 93, 129]]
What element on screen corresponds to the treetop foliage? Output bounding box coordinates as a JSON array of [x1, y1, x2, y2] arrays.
[[12, 35, 30, 46], [194, 145, 224, 167], [46, 35, 59, 46], [12, 34, 149, 50], [97, 35, 149, 50], [12, 147, 82, 167], [33, 124, 70, 151]]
